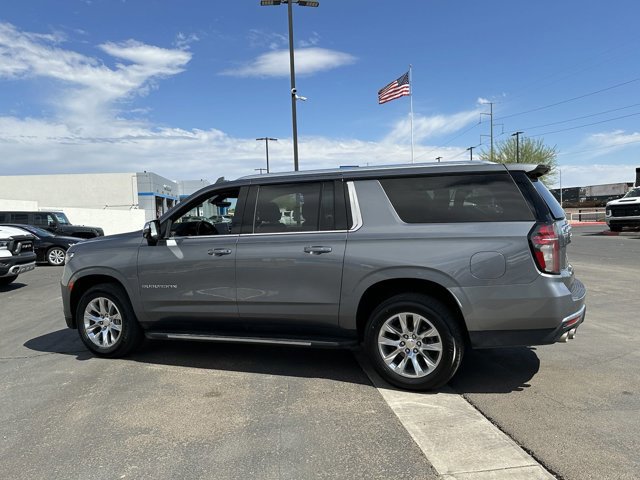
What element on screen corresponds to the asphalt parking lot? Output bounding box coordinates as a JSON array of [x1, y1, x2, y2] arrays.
[[1, 225, 638, 479]]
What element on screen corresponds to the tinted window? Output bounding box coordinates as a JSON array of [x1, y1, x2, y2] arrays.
[[532, 179, 565, 220], [380, 173, 534, 223], [252, 182, 335, 233], [10, 213, 29, 223], [33, 213, 48, 226]]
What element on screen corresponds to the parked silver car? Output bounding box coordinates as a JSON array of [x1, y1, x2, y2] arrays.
[[61, 162, 586, 390]]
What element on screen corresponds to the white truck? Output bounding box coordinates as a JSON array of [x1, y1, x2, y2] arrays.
[[0, 226, 36, 286]]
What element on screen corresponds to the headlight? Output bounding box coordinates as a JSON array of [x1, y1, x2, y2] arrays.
[[0, 240, 9, 250]]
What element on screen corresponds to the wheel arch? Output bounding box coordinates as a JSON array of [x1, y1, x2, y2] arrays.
[[355, 278, 470, 346], [69, 274, 131, 328]]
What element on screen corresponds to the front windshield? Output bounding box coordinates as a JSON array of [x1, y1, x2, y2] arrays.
[[53, 212, 70, 225], [623, 187, 640, 198]]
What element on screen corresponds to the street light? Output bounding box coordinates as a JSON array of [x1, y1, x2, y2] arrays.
[[256, 137, 277, 173], [260, 0, 319, 172], [512, 131, 524, 163], [466, 146, 475, 161]]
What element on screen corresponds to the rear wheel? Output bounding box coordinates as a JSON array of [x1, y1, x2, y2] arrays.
[[46, 246, 66, 266], [76, 283, 143, 357], [365, 293, 464, 391], [0, 275, 18, 286]]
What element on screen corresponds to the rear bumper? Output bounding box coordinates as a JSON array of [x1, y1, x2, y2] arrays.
[[461, 276, 587, 348], [469, 305, 586, 348]]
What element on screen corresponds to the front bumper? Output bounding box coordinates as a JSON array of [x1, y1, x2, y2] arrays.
[[0, 255, 36, 277]]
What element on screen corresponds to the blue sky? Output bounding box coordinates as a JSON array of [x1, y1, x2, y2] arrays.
[[1, 0, 639, 187]]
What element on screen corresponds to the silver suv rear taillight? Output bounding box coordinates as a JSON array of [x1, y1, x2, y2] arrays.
[[529, 223, 560, 274]]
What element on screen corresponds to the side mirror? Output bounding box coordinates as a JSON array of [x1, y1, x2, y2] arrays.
[[143, 220, 160, 245]]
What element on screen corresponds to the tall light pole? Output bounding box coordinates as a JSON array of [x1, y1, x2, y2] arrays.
[[260, 0, 319, 172], [512, 131, 524, 162], [256, 137, 277, 173]]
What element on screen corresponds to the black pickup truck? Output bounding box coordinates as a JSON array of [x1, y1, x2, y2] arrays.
[[0, 211, 104, 239]]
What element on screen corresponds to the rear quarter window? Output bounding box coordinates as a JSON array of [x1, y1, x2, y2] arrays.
[[380, 173, 535, 223], [532, 179, 566, 220]]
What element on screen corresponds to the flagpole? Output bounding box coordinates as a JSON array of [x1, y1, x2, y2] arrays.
[[409, 64, 414, 163]]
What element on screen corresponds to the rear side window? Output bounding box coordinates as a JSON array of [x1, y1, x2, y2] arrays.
[[380, 173, 535, 223], [532, 179, 565, 220]]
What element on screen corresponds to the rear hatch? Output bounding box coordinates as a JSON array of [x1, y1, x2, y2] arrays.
[[506, 164, 575, 289]]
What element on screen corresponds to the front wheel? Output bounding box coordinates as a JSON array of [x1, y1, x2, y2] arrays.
[[47, 246, 66, 266], [76, 283, 143, 357], [364, 293, 464, 391]]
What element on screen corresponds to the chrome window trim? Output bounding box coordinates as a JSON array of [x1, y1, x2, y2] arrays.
[[239, 229, 348, 237], [347, 181, 363, 232]]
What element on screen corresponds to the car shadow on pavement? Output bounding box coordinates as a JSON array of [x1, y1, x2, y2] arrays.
[[449, 346, 540, 394], [24, 331, 372, 386], [23, 328, 93, 360], [0, 282, 27, 293]]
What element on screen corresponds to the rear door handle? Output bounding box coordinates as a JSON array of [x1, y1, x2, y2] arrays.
[[208, 248, 232, 256], [304, 246, 332, 255]]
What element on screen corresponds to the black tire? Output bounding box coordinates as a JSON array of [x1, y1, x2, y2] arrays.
[[364, 293, 465, 391], [76, 283, 143, 358], [609, 225, 622, 232], [46, 246, 67, 266], [0, 275, 18, 286]]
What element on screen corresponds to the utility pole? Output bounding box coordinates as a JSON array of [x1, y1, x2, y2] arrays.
[[466, 146, 475, 161], [435, 156, 442, 163], [512, 131, 524, 162], [480, 102, 494, 161], [256, 137, 277, 173]]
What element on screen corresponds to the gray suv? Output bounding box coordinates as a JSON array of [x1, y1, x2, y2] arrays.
[[61, 162, 586, 390]]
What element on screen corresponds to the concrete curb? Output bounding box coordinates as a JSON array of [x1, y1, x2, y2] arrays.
[[356, 353, 555, 479]]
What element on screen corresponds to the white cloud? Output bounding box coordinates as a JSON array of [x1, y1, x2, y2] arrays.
[[0, 22, 191, 131], [0, 113, 468, 180], [221, 47, 356, 77], [555, 164, 637, 188], [586, 130, 640, 153], [385, 110, 480, 144], [174, 32, 200, 50]]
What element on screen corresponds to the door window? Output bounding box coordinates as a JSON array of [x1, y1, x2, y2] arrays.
[[250, 182, 336, 234], [168, 189, 240, 237]]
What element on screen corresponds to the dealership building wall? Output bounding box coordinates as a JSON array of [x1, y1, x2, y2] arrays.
[[0, 172, 209, 235]]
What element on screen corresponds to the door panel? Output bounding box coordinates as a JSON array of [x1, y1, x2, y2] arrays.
[[137, 235, 238, 331], [236, 232, 346, 328]]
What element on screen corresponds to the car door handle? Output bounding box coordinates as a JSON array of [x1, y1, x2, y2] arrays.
[[208, 248, 232, 256], [304, 246, 332, 255]]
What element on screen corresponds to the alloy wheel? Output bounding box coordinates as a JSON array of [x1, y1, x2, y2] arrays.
[[83, 297, 123, 348], [377, 312, 443, 378]]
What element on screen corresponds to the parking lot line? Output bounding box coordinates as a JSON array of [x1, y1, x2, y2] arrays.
[[355, 353, 555, 479]]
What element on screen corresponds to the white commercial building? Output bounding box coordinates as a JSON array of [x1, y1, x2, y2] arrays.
[[0, 172, 209, 235]]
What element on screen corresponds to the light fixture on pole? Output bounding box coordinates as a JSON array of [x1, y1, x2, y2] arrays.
[[512, 131, 524, 163], [466, 146, 475, 161], [256, 137, 277, 173], [260, 0, 319, 172]]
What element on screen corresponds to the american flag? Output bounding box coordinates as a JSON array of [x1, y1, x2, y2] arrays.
[[378, 71, 410, 104]]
